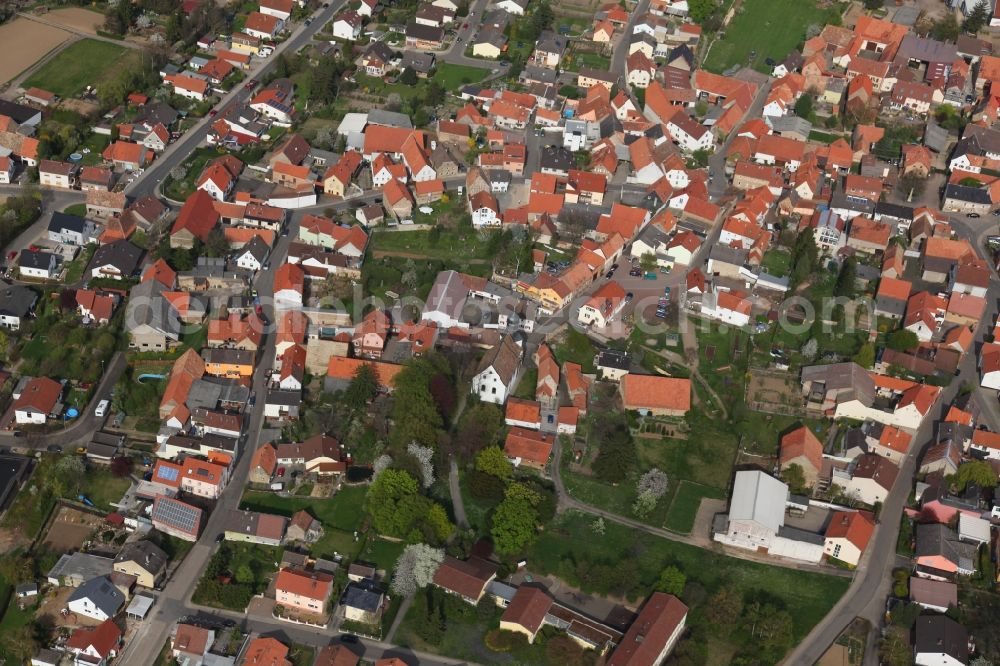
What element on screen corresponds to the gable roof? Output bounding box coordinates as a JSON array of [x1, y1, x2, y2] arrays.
[[474, 334, 521, 385], [607, 593, 688, 666], [620, 374, 690, 412], [824, 510, 875, 551], [780, 426, 823, 472]]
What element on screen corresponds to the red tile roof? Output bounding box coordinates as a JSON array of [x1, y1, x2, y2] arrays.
[[501, 586, 553, 634], [432, 556, 497, 600], [620, 375, 691, 413], [607, 593, 688, 666], [504, 427, 554, 466], [824, 510, 875, 551], [780, 426, 823, 472], [275, 567, 334, 601], [171, 190, 220, 242]]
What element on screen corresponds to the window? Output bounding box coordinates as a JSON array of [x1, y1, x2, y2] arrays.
[[832, 544, 841, 558]]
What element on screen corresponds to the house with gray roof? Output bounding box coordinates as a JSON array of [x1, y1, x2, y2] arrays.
[[126, 279, 182, 352], [113, 540, 168, 589], [67, 575, 126, 621], [47, 553, 114, 587], [0, 283, 38, 330]]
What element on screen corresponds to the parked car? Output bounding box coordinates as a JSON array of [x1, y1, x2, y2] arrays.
[[629, 268, 641, 277], [968, 212, 981, 218], [277, 466, 286, 477]]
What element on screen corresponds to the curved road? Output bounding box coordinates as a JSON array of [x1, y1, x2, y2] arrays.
[[549, 436, 852, 578]]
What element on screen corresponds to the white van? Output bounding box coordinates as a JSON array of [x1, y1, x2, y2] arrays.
[[94, 400, 109, 418]]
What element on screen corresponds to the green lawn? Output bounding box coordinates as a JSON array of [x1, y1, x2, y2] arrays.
[[239, 485, 367, 533], [358, 537, 407, 572], [370, 226, 496, 262], [312, 527, 363, 560], [704, 0, 837, 74], [566, 50, 611, 72], [63, 203, 87, 217], [432, 63, 491, 91], [192, 542, 280, 610], [530, 511, 849, 655], [663, 480, 725, 533], [760, 248, 792, 278], [24, 39, 128, 97], [80, 468, 132, 510], [553, 327, 598, 373]]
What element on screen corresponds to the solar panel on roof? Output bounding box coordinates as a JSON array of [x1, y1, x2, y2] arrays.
[[154, 498, 200, 531], [156, 466, 179, 482]]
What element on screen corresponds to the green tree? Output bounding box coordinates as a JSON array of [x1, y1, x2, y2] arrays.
[[344, 363, 379, 412], [423, 503, 455, 543], [964, 0, 991, 33], [475, 446, 513, 480], [794, 94, 815, 121], [366, 468, 421, 535], [852, 342, 875, 369], [834, 257, 856, 298], [898, 171, 927, 201], [780, 463, 808, 494], [640, 253, 658, 273], [592, 418, 637, 483], [886, 329, 919, 352], [491, 494, 537, 555], [655, 566, 686, 597], [790, 228, 819, 288], [689, 149, 711, 168], [932, 12, 960, 41], [705, 586, 743, 631], [879, 626, 912, 666], [688, 0, 717, 24], [954, 460, 999, 491], [399, 67, 418, 86], [234, 564, 255, 585], [391, 358, 445, 448]]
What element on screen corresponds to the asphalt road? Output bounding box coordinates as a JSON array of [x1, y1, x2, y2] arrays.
[[0, 351, 127, 447], [783, 214, 1000, 664], [125, 0, 345, 201]]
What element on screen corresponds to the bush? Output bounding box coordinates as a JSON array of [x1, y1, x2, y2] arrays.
[[484, 629, 528, 652], [468, 469, 506, 503]]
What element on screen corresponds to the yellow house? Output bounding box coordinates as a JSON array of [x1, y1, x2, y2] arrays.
[[474, 41, 503, 59], [231, 33, 262, 55], [201, 348, 255, 379], [592, 20, 614, 43], [113, 541, 167, 588]]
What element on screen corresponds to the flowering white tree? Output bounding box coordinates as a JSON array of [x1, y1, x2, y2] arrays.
[[633, 468, 668, 517], [391, 543, 444, 597], [372, 454, 393, 480], [408, 441, 435, 488], [636, 468, 668, 499]]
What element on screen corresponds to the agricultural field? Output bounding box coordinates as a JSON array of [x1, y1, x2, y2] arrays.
[[0, 19, 71, 85], [24, 39, 128, 97], [704, 0, 840, 74]]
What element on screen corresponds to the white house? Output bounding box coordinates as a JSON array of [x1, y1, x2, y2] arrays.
[[576, 282, 626, 328], [979, 341, 1000, 390], [701, 289, 751, 327], [471, 335, 522, 404], [0, 156, 14, 184], [666, 114, 713, 152], [914, 616, 968, 666], [66, 576, 125, 622], [333, 11, 363, 40], [18, 250, 59, 280], [495, 0, 527, 14], [713, 470, 824, 563], [822, 510, 874, 566], [469, 191, 500, 227], [259, 0, 293, 21], [833, 453, 897, 506], [235, 237, 270, 272]]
